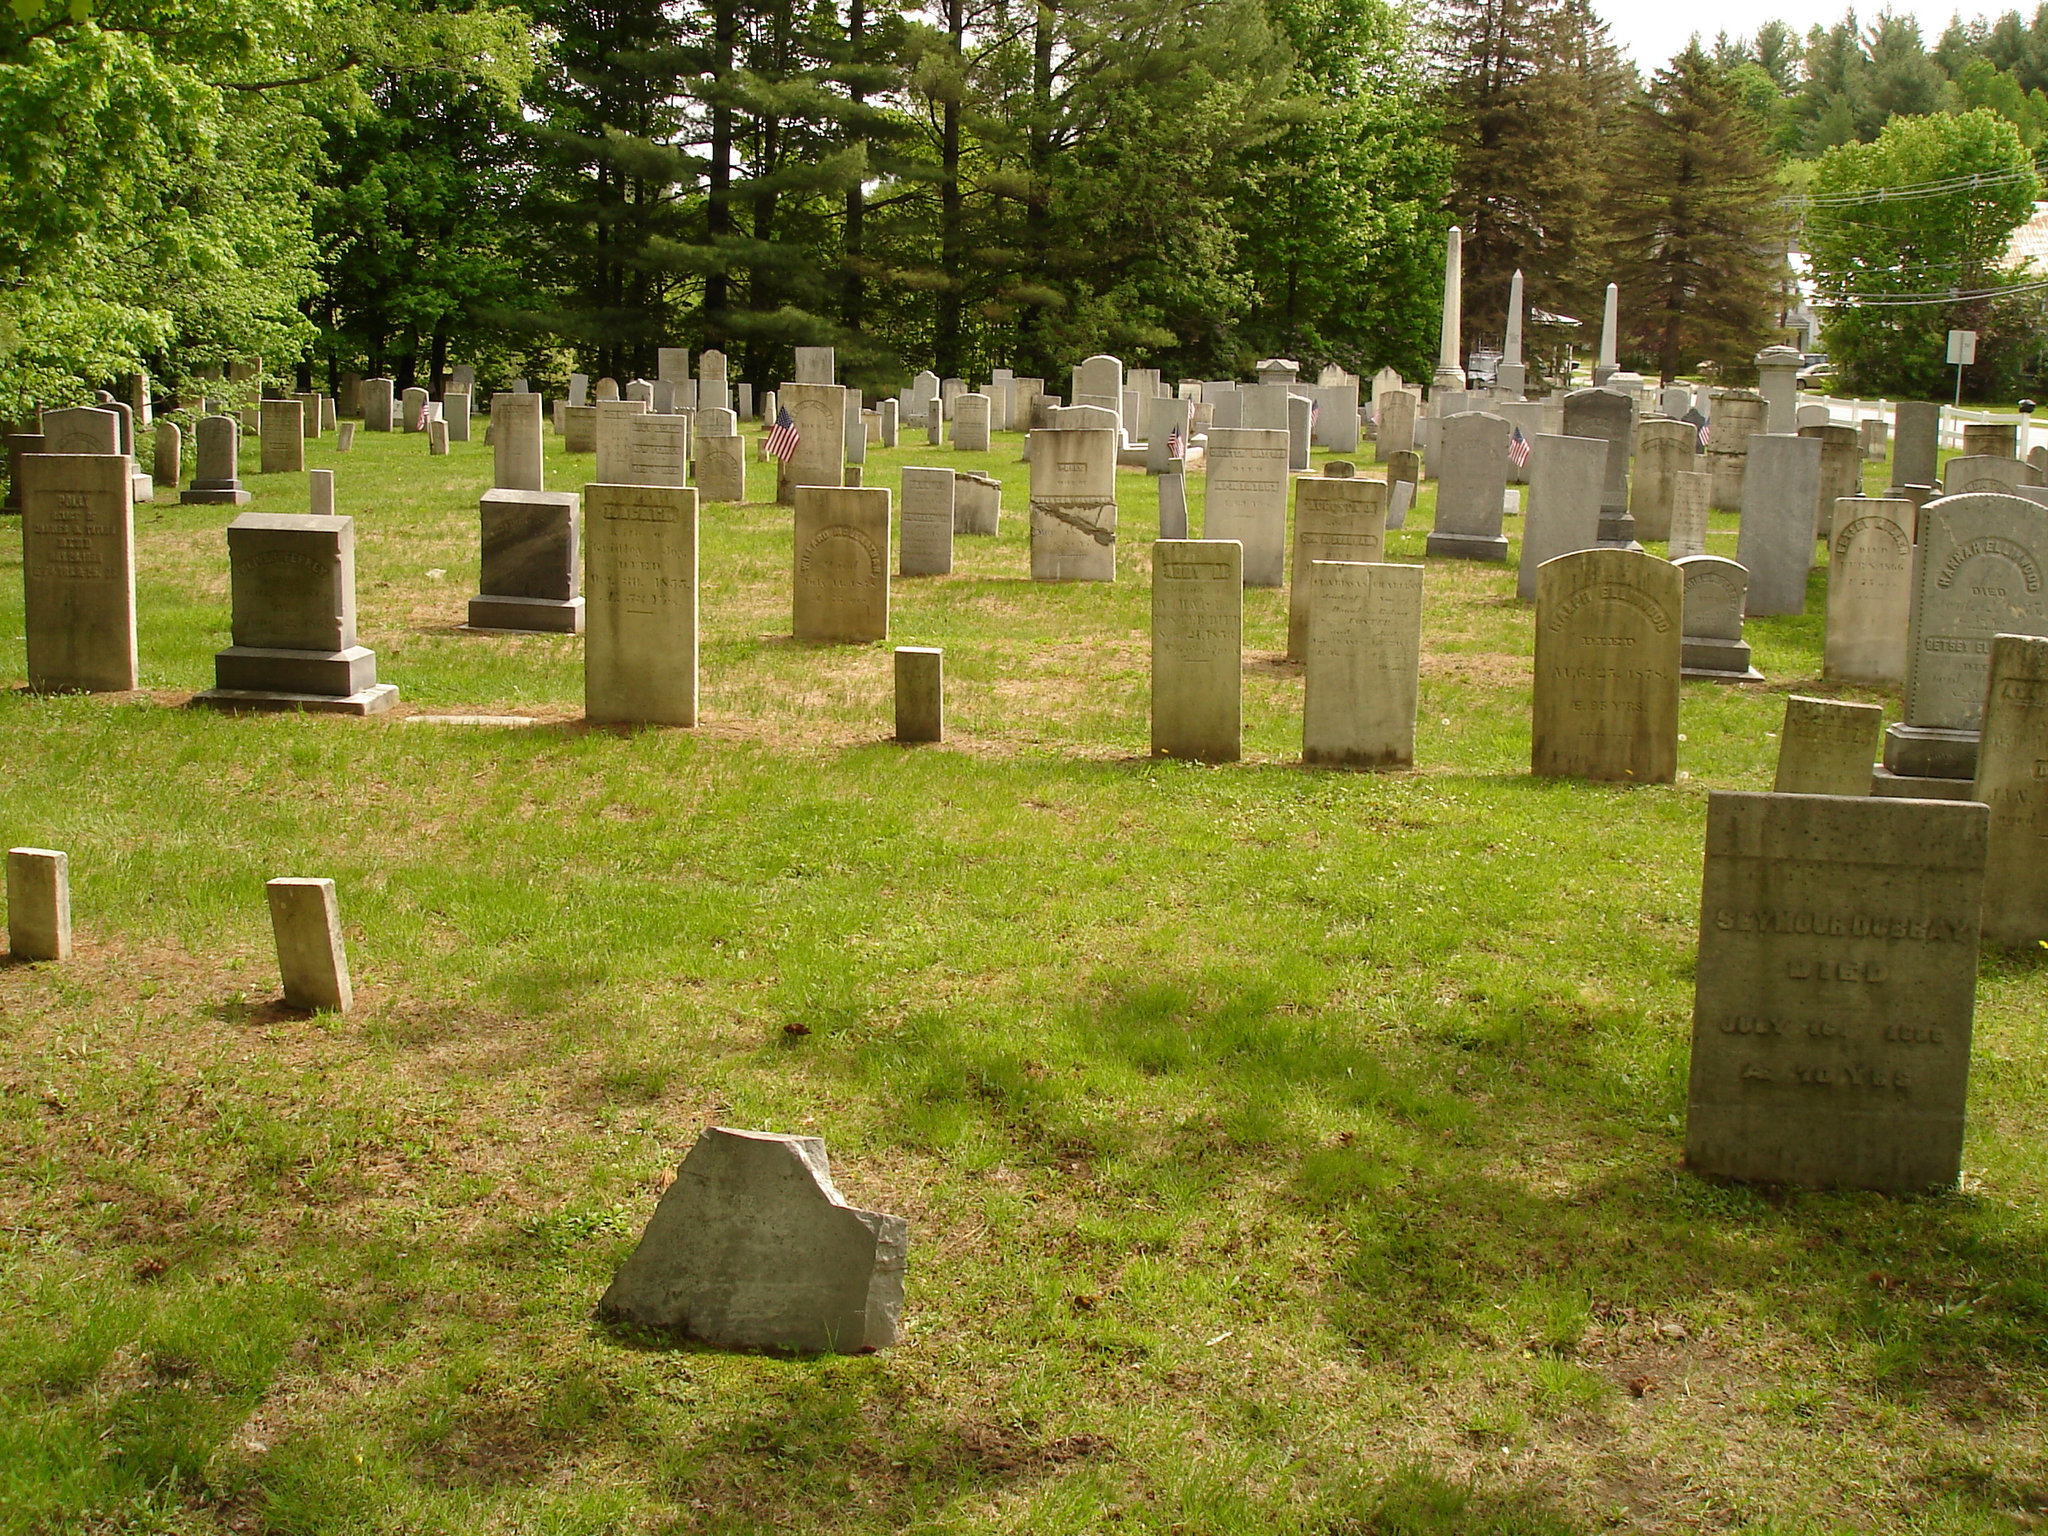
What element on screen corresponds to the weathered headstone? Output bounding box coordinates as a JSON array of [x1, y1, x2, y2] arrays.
[[951, 392, 992, 452], [180, 415, 251, 505], [776, 382, 847, 503], [1146, 395, 1193, 475], [899, 467, 955, 577], [444, 387, 471, 444], [562, 405, 598, 454], [400, 386, 428, 433], [19, 454, 137, 692], [363, 378, 395, 432], [894, 647, 943, 743], [1531, 548, 1682, 784], [428, 418, 450, 456], [336, 422, 356, 453], [1824, 497, 1914, 687], [294, 391, 321, 440], [1675, 555, 1761, 681], [469, 489, 584, 633], [1706, 390, 1765, 510], [1151, 539, 1243, 763], [595, 377, 621, 403], [1630, 418, 1697, 544], [794, 486, 890, 642], [568, 373, 591, 408], [1859, 417, 1889, 462], [1684, 791, 1988, 1194], [956, 472, 1000, 536], [1879, 491, 2048, 793], [309, 469, 335, 518], [42, 406, 119, 456], [152, 419, 181, 491], [1974, 632, 2048, 945], [599, 1126, 906, 1351], [844, 396, 868, 466], [1287, 476, 1387, 660], [879, 398, 898, 448], [1774, 696, 1883, 795], [196, 512, 396, 713], [1893, 401, 1940, 490], [584, 483, 698, 726], [1028, 427, 1117, 582], [657, 349, 690, 388], [696, 432, 747, 503], [1159, 470, 1188, 540], [1375, 389, 1417, 459], [1667, 469, 1711, 558], [1941, 454, 2040, 495], [1963, 421, 2018, 458], [1799, 423, 1862, 538], [1302, 561, 1424, 769], [491, 393, 544, 492], [598, 410, 690, 487], [1561, 388, 1635, 545], [1425, 410, 1511, 562], [1516, 433, 1605, 603], [1736, 433, 1821, 616], [267, 877, 353, 1014], [1286, 393, 1313, 472], [1755, 345, 1803, 434], [5, 848, 71, 962], [1202, 427, 1290, 586]]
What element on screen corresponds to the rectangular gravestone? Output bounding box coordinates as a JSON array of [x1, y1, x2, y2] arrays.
[[1146, 395, 1193, 475], [793, 346, 835, 385], [1676, 555, 1760, 681], [6, 847, 71, 961], [956, 471, 1000, 535], [1684, 791, 1988, 1194], [894, 647, 942, 742], [1974, 632, 2048, 946], [1825, 497, 1914, 687], [1942, 454, 2040, 496], [470, 490, 583, 633], [794, 486, 891, 642], [492, 393, 544, 491], [1517, 433, 1605, 602], [258, 399, 305, 474], [363, 378, 395, 432], [951, 393, 991, 452], [19, 455, 137, 692], [1667, 469, 1711, 558], [562, 404, 597, 454], [1028, 427, 1117, 582], [1561, 389, 1635, 544], [599, 411, 689, 487], [445, 388, 471, 444], [1427, 411, 1511, 561], [1302, 560, 1424, 769], [196, 513, 396, 713], [1632, 418, 1697, 543], [1151, 539, 1242, 763], [1202, 428, 1290, 586], [777, 382, 846, 503], [696, 431, 747, 503], [900, 467, 955, 576], [585, 484, 699, 726], [1881, 491, 2048, 791], [1287, 476, 1387, 661], [1736, 434, 1821, 615], [267, 877, 353, 1013], [1532, 548, 1682, 783], [1801, 423, 1862, 537], [1893, 401, 1939, 491], [1775, 696, 1883, 795], [1375, 390, 1416, 458]]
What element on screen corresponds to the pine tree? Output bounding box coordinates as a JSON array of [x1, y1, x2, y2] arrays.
[[1609, 41, 1785, 381]]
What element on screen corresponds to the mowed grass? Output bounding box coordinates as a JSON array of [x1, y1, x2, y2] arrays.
[[0, 420, 2042, 1536]]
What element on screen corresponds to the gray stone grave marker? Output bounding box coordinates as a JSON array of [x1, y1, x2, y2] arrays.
[[1974, 632, 2048, 945], [1774, 696, 1883, 795], [1202, 427, 1290, 586], [1151, 539, 1243, 763], [267, 877, 352, 1014], [1287, 476, 1386, 661], [1824, 497, 1914, 687], [1736, 434, 1821, 615], [6, 848, 71, 962], [19, 454, 137, 692], [1302, 561, 1424, 769], [585, 484, 699, 726], [894, 647, 943, 743], [1675, 555, 1761, 681], [794, 486, 890, 641], [1028, 426, 1117, 582], [899, 467, 955, 576], [956, 472, 1000, 535], [469, 490, 583, 633], [491, 393, 544, 491], [1517, 433, 1605, 602], [1532, 548, 1682, 783], [1426, 411, 1510, 562]]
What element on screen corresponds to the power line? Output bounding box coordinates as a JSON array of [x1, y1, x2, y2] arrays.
[[1782, 163, 2042, 209]]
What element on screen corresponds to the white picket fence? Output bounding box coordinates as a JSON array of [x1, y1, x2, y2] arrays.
[[1803, 395, 2042, 454]]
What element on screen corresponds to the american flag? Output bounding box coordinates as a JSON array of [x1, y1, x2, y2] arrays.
[[765, 406, 801, 463], [1309, 398, 1321, 429], [1508, 425, 1530, 469], [415, 397, 431, 431], [1167, 426, 1185, 460]]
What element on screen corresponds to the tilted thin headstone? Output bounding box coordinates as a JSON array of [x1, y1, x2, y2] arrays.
[[267, 877, 353, 1014]]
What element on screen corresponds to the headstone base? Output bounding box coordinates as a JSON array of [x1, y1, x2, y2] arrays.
[[1595, 513, 1641, 549], [1882, 722, 1978, 781], [1423, 530, 1508, 561], [213, 644, 379, 696], [192, 683, 399, 717], [181, 484, 251, 506], [467, 595, 585, 634], [1870, 766, 1980, 801], [1681, 636, 1761, 682]]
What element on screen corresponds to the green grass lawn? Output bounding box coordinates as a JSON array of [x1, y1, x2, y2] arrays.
[[0, 422, 2042, 1535]]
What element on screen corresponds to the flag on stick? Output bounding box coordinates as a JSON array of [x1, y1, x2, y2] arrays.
[[1508, 425, 1531, 470], [765, 406, 801, 463]]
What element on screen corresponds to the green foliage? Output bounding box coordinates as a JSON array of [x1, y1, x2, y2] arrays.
[[1805, 107, 2041, 398]]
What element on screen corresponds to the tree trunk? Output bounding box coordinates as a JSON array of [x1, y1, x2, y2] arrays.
[[1020, 0, 1055, 379], [933, 0, 967, 378], [706, 0, 736, 341], [842, 0, 868, 338]]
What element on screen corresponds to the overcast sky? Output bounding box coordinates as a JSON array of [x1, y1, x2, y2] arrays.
[[1604, 0, 1984, 70]]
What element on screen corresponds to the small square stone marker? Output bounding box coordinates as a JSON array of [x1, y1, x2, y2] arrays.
[[6, 848, 71, 962], [267, 877, 353, 1014], [1773, 696, 1882, 795], [894, 647, 943, 742], [1684, 791, 1988, 1194]]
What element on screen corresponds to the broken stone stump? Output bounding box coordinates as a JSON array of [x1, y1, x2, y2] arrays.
[[600, 1126, 907, 1353]]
